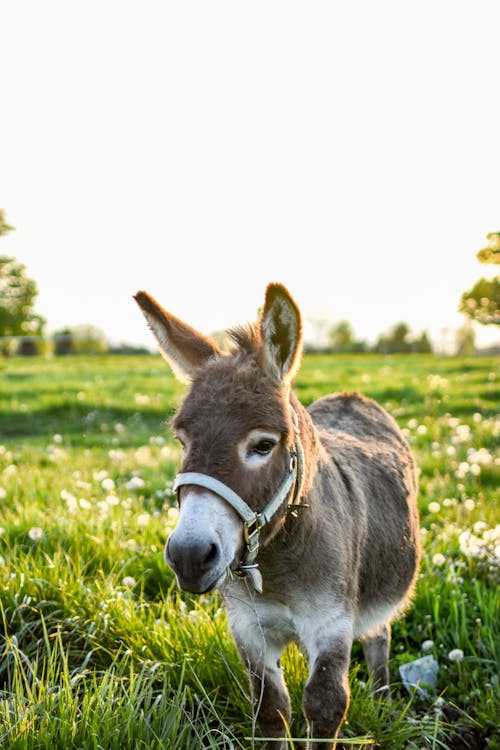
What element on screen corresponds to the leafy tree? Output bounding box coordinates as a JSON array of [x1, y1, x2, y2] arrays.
[[455, 322, 476, 356], [476, 230, 500, 265], [0, 211, 46, 354], [375, 322, 412, 354], [0, 210, 15, 238], [459, 231, 500, 326], [328, 320, 355, 351], [415, 331, 433, 354], [0, 256, 44, 337]]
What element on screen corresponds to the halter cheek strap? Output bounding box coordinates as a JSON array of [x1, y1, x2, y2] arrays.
[[172, 435, 305, 593]]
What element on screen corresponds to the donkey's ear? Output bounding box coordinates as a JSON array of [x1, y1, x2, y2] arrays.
[[134, 291, 221, 383], [259, 283, 303, 385]]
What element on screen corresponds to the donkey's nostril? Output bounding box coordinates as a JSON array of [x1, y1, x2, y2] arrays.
[[203, 543, 219, 568]]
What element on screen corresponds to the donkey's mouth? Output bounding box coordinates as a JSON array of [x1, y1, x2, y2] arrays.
[[174, 566, 229, 595]]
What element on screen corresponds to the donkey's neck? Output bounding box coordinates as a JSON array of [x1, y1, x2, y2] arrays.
[[289, 390, 320, 500]]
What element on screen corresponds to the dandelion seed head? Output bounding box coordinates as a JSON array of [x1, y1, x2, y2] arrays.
[[125, 476, 145, 491], [137, 512, 150, 527], [28, 527, 43, 541], [108, 449, 125, 462], [448, 648, 464, 663], [122, 576, 136, 588], [422, 640, 434, 652], [428, 502, 441, 514], [167, 507, 179, 521], [432, 553, 446, 567]]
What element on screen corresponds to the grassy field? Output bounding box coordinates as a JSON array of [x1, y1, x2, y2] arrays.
[[0, 353, 498, 749]]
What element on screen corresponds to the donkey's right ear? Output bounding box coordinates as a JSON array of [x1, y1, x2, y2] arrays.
[[134, 291, 221, 383]]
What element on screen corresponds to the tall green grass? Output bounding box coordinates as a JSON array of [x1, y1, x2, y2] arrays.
[[0, 354, 498, 748]]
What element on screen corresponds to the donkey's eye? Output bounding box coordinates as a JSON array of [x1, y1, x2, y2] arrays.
[[252, 439, 277, 456], [174, 430, 188, 450], [239, 430, 281, 466]]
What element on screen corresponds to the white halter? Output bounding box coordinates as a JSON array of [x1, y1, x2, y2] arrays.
[[173, 433, 305, 593]]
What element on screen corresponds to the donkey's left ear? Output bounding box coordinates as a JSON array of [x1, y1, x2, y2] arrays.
[[260, 283, 303, 385]]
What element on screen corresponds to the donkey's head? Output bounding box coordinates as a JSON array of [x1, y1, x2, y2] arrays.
[[134, 284, 303, 594]]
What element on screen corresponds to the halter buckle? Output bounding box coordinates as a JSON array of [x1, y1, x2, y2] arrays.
[[243, 514, 263, 545]]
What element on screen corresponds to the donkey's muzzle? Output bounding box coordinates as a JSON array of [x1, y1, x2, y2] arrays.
[[165, 532, 223, 594]]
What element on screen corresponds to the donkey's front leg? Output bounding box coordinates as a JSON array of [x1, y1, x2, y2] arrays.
[[302, 619, 353, 749], [248, 656, 291, 749], [232, 630, 291, 749]]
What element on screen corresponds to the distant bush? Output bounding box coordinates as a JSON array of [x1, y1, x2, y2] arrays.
[[53, 325, 109, 355]]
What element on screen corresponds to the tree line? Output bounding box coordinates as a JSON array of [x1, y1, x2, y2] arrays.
[[1, 210, 498, 357]]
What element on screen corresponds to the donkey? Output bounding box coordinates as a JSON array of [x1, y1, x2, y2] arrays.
[[134, 283, 420, 749]]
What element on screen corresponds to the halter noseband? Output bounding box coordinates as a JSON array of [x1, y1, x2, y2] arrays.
[[172, 422, 305, 594]]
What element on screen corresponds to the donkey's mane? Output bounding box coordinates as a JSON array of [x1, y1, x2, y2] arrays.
[[227, 323, 261, 355]]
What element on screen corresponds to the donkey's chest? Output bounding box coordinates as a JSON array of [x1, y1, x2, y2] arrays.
[[223, 586, 345, 652]]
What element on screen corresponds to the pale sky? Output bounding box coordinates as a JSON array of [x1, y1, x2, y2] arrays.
[[1, 1, 499, 351]]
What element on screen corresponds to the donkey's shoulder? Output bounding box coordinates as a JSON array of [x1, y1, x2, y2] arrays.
[[307, 391, 405, 446]]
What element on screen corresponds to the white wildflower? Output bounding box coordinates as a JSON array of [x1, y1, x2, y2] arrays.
[[125, 476, 145, 491], [422, 640, 434, 653], [122, 576, 136, 588], [428, 502, 441, 514], [448, 648, 464, 663], [167, 507, 179, 521], [134, 447, 152, 465], [28, 527, 43, 541], [61, 490, 78, 513], [472, 521, 488, 535], [468, 448, 492, 465], [101, 477, 115, 491], [455, 424, 471, 442], [137, 512, 150, 527], [432, 553, 446, 567], [149, 435, 165, 446], [108, 449, 125, 462]]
